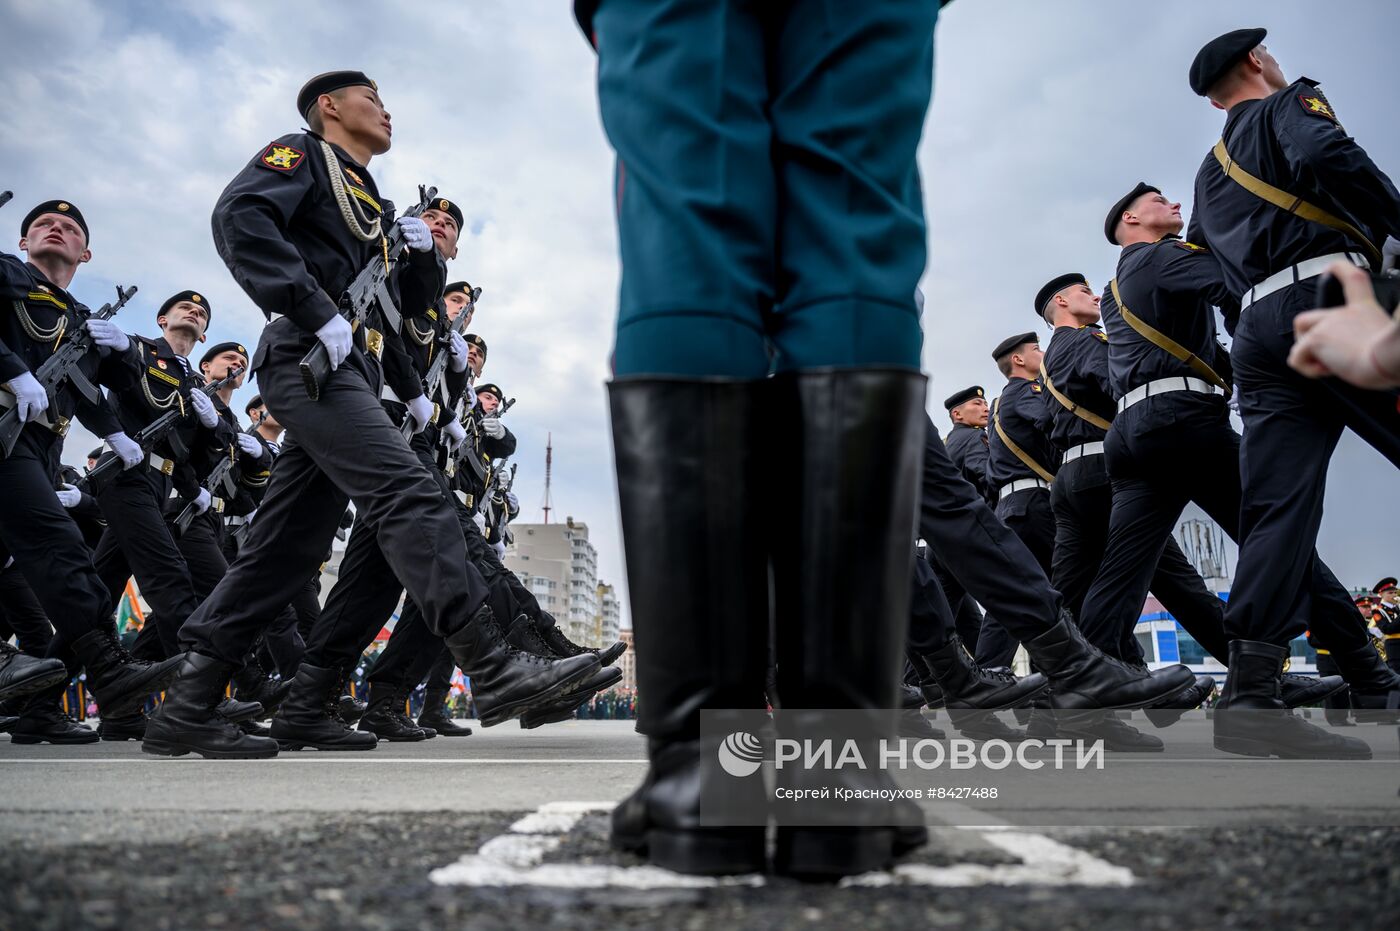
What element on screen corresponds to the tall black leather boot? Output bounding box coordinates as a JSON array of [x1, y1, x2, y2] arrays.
[[1213, 640, 1371, 759], [509, 615, 622, 730], [418, 687, 472, 737], [270, 664, 378, 751], [767, 369, 929, 881], [443, 604, 599, 727], [143, 653, 280, 759], [358, 679, 430, 741], [71, 628, 185, 718], [1023, 612, 1194, 715], [1329, 641, 1400, 723], [536, 616, 628, 668], [231, 662, 292, 719], [11, 686, 99, 745], [0, 642, 67, 704], [606, 378, 771, 876], [98, 710, 149, 741]]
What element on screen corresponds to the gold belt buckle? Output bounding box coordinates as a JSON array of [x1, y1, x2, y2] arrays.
[[161, 458, 174, 476], [213, 498, 225, 514], [365, 328, 383, 359], [465, 494, 474, 509], [429, 402, 440, 426], [51, 414, 71, 437]]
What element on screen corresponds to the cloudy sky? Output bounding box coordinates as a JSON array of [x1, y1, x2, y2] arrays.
[[3, 1, 1396, 629]]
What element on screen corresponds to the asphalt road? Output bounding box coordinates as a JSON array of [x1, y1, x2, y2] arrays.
[[2, 717, 1398, 930]]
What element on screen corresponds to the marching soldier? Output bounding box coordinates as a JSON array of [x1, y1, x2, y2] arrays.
[[144, 71, 598, 759], [942, 386, 991, 500], [980, 332, 1057, 669], [0, 199, 184, 736], [1374, 578, 1400, 676], [1183, 29, 1400, 758]]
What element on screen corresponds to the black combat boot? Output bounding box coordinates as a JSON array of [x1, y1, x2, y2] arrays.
[[338, 693, 368, 726], [0, 642, 67, 703], [71, 628, 185, 718], [143, 653, 280, 759], [97, 710, 149, 741], [509, 615, 622, 730], [607, 378, 771, 876], [1022, 613, 1194, 716], [1329, 641, 1400, 723], [443, 604, 599, 727], [1143, 674, 1218, 728], [216, 697, 262, 723], [357, 680, 430, 741], [418, 687, 473, 736], [768, 370, 930, 881], [11, 687, 99, 745], [238, 719, 272, 737], [231, 662, 293, 718], [270, 664, 378, 751], [1060, 712, 1164, 751], [1213, 641, 1371, 759], [1280, 672, 1347, 709], [537, 616, 627, 668], [897, 682, 946, 740], [919, 635, 1050, 711]]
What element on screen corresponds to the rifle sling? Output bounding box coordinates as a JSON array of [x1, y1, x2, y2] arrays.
[[1039, 361, 1112, 432], [991, 396, 1055, 484], [1109, 278, 1232, 400]]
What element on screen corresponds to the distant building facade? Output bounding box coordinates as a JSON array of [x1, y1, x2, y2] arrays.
[[505, 517, 600, 647]]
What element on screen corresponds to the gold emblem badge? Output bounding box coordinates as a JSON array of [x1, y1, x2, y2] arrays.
[[192, 293, 202, 303], [259, 142, 306, 173], [343, 167, 365, 186], [57, 202, 70, 211], [439, 199, 450, 212], [1299, 95, 1336, 122]]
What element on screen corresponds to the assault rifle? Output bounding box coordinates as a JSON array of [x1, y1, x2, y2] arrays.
[[299, 184, 438, 400], [82, 364, 245, 495], [447, 394, 515, 480], [0, 191, 12, 210], [400, 285, 481, 441], [0, 285, 137, 457], [177, 410, 269, 535]]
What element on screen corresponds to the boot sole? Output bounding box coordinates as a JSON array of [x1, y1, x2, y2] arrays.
[[11, 731, 100, 745], [1283, 681, 1349, 708], [98, 731, 146, 742], [141, 737, 279, 760], [0, 665, 69, 703], [359, 730, 429, 742], [1213, 733, 1373, 760], [946, 678, 1051, 713], [644, 828, 767, 876], [274, 739, 378, 752], [773, 827, 902, 881], [478, 659, 602, 728]]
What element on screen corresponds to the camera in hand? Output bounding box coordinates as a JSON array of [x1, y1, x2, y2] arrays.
[[1315, 269, 1400, 313]]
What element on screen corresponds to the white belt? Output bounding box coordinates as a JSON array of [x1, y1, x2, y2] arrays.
[[1062, 441, 1104, 463], [1240, 252, 1368, 311], [454, 489, 473, 508], [146, 451, 174, 476], [1117, 377, 1222, 413], [381, 383, 404, 403], [998, 478, 1049, 501], [226, 514, 248, 527], [0, 388, 69, 435]]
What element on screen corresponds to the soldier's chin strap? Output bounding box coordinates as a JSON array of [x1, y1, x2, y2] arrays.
[[1212, 138, 1382, 269]]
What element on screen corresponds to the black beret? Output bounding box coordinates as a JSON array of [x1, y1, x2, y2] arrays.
[[87, 447, 104, 461], [22, 200, 89, 244], [444, 281, 473, 298], [158, 290, 212, 322], [244, 394, 264, 415], [466, 333, 487, 357], [943, 386, 985, 411], [1375, 577, 1398, 594], [297, 70, 378, 119], [992, 332, 1039, 361], [427, 197, 465, 231], [475, 383, 503, 401], [1035, 273, 1088, 319], [200, 341, 249, 370], [1104, 182, 1160, 246], [1189, 28, 1267, 97]]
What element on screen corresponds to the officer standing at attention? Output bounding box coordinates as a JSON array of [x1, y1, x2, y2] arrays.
[[144, 71, 598, 760], [1183, 29, 1400, 758], [981, 332, 1057, 668], [0, 199, 184, 728]]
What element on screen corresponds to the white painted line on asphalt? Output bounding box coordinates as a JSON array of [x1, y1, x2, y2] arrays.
[[428, 799, 1137, 890]]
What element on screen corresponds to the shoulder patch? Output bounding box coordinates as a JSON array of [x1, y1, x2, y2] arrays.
[[1092, 329, 1108, 343], [1174, 240, 1208, 253], [258, 142, 306, 174], [1030, 383, 1043, 393], [1298, 94, 1338, 123]]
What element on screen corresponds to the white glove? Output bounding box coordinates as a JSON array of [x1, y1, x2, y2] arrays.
[[5, 371, 49, 423], [104, 431, 143, 469], [461, 383, 476, 413], [505, 491, 518, 512], [193, 488, 213, 515], [236, 433, 265, 459], [472, 510, 487, 534], [406, 394, 434, 434], [441, 416, 466, 453], [245, 508, 257, 526], [84, 317, 130, 353], [447, 331, 469, 373], [396, 216, 433, 252], [188, 388, 219, 428], [481, 416, 505, 439], [55, 483, 82, 509], [316, 314, 354, 371], [493, 540, 506, 560], [1226, 391, 1241, 414]]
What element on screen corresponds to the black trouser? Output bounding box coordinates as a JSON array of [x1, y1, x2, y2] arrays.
[[973, 487, 1054, 667], [215, 525, 307, 677], [0, 429, 109, 660], [925, 551, 985, 648], [1079, 400, 1368, 659], [1051, 453, 1229, 663], [177, 340, 489, 665], [1228, 284, 1400, 648], [92, 465, 202, 657], [916, 416, 1063, 652], [906, 551, 956, 654], [0, 564, 54, 655]]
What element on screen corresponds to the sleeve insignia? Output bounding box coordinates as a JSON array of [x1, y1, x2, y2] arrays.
[[259, 142, 306, 173], [1298, 94, 1337, 122], [1093, 329, 1108, 343], [1175, 241, 1208, 252]]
